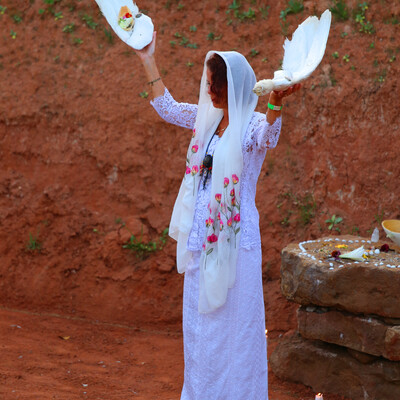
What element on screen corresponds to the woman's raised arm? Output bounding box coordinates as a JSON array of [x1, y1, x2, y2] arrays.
[[135, 31, 165, 99]]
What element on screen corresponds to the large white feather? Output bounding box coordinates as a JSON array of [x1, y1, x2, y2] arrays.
[[253, 9, 332, 96]]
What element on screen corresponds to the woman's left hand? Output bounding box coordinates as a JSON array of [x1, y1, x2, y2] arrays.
[[272, 83, 302, 99]]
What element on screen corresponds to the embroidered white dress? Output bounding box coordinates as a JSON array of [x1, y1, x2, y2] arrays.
[[151, 89, 281, 400]]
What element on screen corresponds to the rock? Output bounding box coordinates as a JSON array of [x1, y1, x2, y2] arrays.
[[386, 326, 400, 362], [281, 236, 400, 318], [347, 348, 379, 364], [270, 333, 400, 400], [298, 306, 400, 361]]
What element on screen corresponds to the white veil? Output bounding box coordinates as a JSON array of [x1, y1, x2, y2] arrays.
[[170, 51, 258, 313]]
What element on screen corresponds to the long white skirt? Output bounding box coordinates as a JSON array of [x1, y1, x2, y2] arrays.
[[181, 247, 268, 400]]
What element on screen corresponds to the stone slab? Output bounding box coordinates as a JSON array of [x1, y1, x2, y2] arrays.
[[281, 235, 400, 318], [270, 333, 400, 400], [298, 306, 400, 361]]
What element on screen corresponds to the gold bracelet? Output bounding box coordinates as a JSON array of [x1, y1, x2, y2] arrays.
[[148, 77, 161, 86]]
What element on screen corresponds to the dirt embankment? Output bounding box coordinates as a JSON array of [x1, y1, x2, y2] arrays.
[[0, 0, 398, 398]]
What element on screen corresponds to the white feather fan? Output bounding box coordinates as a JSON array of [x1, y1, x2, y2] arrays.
[[253, 9, 332, 96]]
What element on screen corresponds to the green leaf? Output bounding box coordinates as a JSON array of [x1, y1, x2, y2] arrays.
[[206, 248, 213, 255]]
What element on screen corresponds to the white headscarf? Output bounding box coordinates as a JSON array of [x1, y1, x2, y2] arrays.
[[169, 51, 258, 313]]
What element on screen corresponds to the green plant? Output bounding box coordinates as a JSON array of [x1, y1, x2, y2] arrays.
[[139, 91, 149, 98], [62, 23, 75, 33], [189, 25, 197, 32], [340, 31, 348, 38], [325, 214, 343, 232], [169, 40, 176, 47], [81, 14, 97, 30], [374, 210, 384, 224], [297, 194, 316, 225], [26, 232, 42, 252], [10, 29, 17, 39], [186, 61, 194, 67], [330, 0, 349, 21], [376, 69, 387, 83], [226, 0, 256, 22], [354, 2, 375, 34], [54, 11, 63, 20], [123, 228, 169, 259], [351, 225, 360, 235], [342, 54, 350, 62], [177, 3, 184, 10], [280, 0, 304, 21], [104, 28, 114, 43], [250, 48, 259, 57], [0, 5, 7, 14], [207, 32, 222, 41], [73, 37, 83, 45], [12, 14, 22, 23], [259, 5, 270, 19]]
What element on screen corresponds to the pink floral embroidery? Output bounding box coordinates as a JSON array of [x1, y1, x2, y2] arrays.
[[224, 177, 229, 188], [215, 193, 222, 203], [230, 188, 235, 197], [219, 220, 224, 231], [227, 217, 232, 227], [205, 217, 214, 227], [231, 197, 236, 206], [234, 213, 240, 222], [232, 174, 239, 184], [217, 212, 221, 221], [191, 165, 199, 176], [207, 233, 218, 243], [191, 144, 198, 153], [185, 166, 191, 175]]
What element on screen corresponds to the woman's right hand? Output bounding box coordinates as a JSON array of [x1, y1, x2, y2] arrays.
[[135, 31, 157, 62]]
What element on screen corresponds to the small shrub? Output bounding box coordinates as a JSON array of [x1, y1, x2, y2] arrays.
[[81, 14, 97, 30], [123, 228, 168, 260], [330, 0, 349, 21], [250, 48, 259, 57], [325, 214, 343, 232], [104, 28, 114, 44], [62, 23, 75, 33], [354, 2, 375, 34], [280, 0, 304, 21], [26, 232, 42, 252]]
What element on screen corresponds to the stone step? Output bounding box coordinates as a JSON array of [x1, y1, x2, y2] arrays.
[[270, 333, 400, 400], [281, 235, 400, 318], [297, 306, 400, 361]]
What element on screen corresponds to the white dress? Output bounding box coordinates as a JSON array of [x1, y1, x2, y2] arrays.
[[151, 89, 281, 400]]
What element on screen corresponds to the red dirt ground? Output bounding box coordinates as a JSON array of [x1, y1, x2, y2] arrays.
[[0, 0, 399, 398]]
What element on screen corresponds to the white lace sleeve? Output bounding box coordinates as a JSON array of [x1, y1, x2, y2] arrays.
[[245, 113, 282, 152], [150, 88, 198, 130]]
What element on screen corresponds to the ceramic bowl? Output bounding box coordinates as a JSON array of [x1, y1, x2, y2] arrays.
[[382, 220, 400, 247]]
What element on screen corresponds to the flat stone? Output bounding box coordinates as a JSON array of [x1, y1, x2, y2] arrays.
[[281, 235, 400, 318], [270, 333, 400, 400], [298, 306, 400, 361]]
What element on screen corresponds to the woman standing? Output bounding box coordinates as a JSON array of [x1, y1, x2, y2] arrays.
[[136, 32, 299, 400]]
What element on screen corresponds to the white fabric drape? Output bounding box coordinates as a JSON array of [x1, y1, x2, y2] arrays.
[[169, 51, 258, 313]]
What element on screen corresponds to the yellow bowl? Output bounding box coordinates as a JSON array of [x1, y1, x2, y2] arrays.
[[382, 220, 400, 247]]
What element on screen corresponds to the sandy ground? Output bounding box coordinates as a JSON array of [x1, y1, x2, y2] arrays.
[[0, 307, 349, 400]]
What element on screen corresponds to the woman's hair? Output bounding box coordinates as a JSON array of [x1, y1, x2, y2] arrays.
[[206, 53, 227, 100]]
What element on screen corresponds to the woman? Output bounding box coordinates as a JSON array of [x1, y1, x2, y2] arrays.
[[136, 32, 299, 400]]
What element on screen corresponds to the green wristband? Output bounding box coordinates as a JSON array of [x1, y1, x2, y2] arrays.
[[268, 103, 283, 111]]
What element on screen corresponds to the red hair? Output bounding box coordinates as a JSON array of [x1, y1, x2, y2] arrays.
[[206, 53, 227, 100]]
